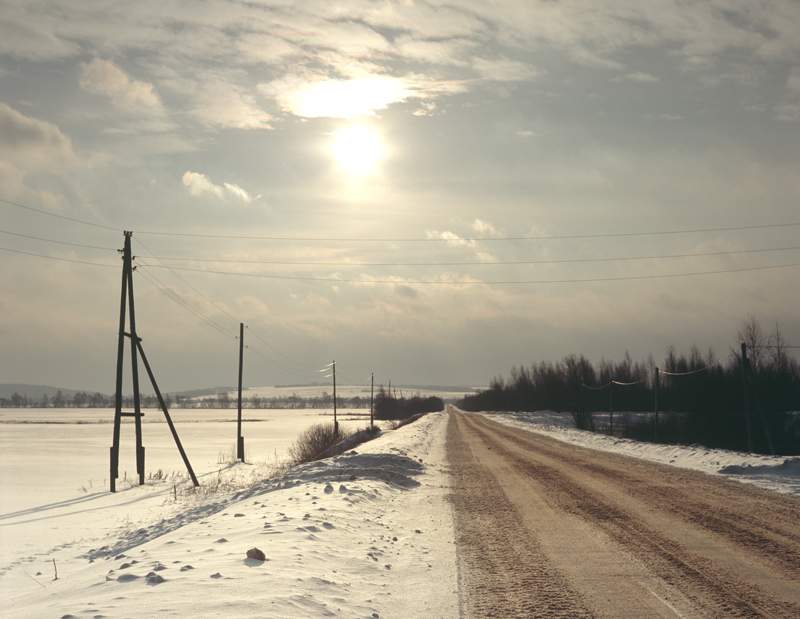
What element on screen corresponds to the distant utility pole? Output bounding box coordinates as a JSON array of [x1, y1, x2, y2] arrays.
[[741, 343, 755, 452], [741, 343, 775, 455], [237, 323, 245, 462], [332, 361, 338, 437], [370, 373, 374, 429], [110, 231, 199, 492], [654, 367, 660, 443]]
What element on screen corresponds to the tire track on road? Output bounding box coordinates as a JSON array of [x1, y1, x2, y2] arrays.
[[448, 411, 800, 618]]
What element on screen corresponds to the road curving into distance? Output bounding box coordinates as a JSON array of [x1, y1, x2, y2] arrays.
[[446, 410, 800, 618]]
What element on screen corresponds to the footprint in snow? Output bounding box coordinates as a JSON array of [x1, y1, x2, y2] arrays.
[[214, 538, 228, 543], [324, 483, 334, 494]]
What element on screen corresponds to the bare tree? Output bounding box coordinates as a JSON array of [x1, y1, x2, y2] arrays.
[[737, 315, 767, 374], [769, 321, 790, 374]]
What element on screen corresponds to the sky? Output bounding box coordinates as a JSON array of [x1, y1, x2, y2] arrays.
[[1, 0, 799, 395]]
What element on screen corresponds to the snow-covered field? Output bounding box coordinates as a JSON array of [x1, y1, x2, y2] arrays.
[[0, 407, 459, 618], [1, 406, 798, 618]]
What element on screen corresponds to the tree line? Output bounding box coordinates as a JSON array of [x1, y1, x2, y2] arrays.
[[0, 390, 373, 410], [456, 317, 800, 455], [373, 386, 445, 420]]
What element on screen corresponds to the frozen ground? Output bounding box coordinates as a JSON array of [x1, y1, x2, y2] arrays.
[[1, 406, 798, 618]]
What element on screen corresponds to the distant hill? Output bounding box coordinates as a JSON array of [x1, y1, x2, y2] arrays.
[[165, 386, 237, 398], [0, 384, 89, 400]]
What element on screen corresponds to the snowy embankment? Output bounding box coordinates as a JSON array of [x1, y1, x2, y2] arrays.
[[2, 407, 799, 619]]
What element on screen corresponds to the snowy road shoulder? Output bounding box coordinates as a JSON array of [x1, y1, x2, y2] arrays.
[[3, 412, 459, 619]]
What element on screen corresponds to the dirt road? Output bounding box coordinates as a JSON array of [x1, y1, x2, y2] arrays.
[[446, 411, 800, 618]]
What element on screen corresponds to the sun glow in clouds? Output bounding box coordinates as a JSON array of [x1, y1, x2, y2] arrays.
[[332, 126, 384, 176], [280, 77, 411, 119]]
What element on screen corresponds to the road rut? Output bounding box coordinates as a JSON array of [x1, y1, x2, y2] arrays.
[[446, 411, 800, 618]]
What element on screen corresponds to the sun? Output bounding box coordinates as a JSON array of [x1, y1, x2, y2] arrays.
[[332, 126, 384, 177]]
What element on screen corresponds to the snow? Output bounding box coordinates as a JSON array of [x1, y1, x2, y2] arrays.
[[1, 405, 798, 618], [1, 407, 459, 619]]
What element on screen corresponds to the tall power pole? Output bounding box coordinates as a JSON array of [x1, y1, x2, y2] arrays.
[[332, 361, 338, 437], [110, 231, 199, 492], [237, 323, 245, 461]]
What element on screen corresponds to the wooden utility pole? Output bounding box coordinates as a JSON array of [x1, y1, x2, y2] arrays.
[[370, 373, 374, 429], [110, 231, 199, 492], [237, 323, 245, 461], [111, 231, 144, 490], [741, 343, 755, 452], [332, 361, 338, 437], [609, 382, 614, 436], [742, 343, 775, 455], [654, 367, 660, 443]]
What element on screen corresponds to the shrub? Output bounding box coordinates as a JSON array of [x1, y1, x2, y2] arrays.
[[287, 422, 350, 465]]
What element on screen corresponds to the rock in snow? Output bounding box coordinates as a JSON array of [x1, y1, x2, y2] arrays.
[[245, 547, 266, 561]]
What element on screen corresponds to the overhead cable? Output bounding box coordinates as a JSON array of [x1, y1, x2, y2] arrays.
[[4, 196, 798, 243], [134, 221, 800, 242], [0, 245, 118, 268], [145, 245, 800, 268], [0, 229, 117, 251], [136, 260, 800, 285], [0, 197, 119, 231]]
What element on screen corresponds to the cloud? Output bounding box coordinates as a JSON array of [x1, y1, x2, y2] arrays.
[[618, 72, 659, 83], [79, 59, 164, 114], [425, 230, 475, 248], [263, 76, 414, 119], [471, 218, 503, 237], [0, 10, 78, 60], [0, 103, 78, 169], [788, 68, 800, 94], [472, 58, 541, 82], [773, 104, 800, 122], [475, 252, 498, 263], [413, 101, 439, 116], [189, 84, 273, 129], [182, 171, 252, 202]]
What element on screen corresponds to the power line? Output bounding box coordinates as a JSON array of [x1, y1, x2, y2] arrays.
[[660, 352, 737, 376], [245, 327, 325, 373], [0, 245, 118, 268], [4, 196, 798, 243], [136, 260, 800, 285], [0, 229, 117, 251], [244, 346, 326, 380], [133, 237, 327, 373], [133, 237, 242, 326], [145, 245, 800, 268], [137, 265, 326, 377], [136, 268, 237, 340], [0, 197, 119, 231], [134, 221, 800, 242]]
